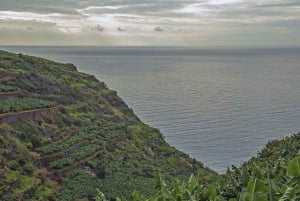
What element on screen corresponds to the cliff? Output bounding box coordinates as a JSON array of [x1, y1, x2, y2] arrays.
[[0, 50, 213, 201]]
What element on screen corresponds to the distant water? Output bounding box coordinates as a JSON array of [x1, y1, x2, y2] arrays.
[[2, 46, 300, 173]]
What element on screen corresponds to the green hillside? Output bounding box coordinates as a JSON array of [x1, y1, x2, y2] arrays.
[[1, 50, 299, 201], [0, 50, 213, 201]]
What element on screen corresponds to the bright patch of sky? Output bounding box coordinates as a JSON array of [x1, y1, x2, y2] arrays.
[[0, 0, 299, 45]]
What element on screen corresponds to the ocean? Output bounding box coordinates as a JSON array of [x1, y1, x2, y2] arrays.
[[1, 46, 300, 173]]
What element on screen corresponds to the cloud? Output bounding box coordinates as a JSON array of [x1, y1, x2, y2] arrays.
[[95, 24, 104, 32], [154, 26, 164, 32], [118, 27, 126, 32], [0, 0, 299, 45], [174, 3, 209, 14]]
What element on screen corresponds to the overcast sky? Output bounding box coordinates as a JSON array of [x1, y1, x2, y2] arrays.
[[0, 0, 299, 46]]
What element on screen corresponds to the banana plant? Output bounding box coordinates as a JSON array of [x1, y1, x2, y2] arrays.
[[279, 156, 300, 201], [287, 156, 300, 177], [240, 178, 267, 201]]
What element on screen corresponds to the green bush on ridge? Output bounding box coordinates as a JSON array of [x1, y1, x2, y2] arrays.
[[96, 156, 300, 201]]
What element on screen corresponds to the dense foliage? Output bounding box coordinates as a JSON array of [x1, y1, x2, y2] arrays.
[[0, 50, 210, 201], [96, 134, 300, 201], [0, 85, 17, 92], [0, 98, 56, 113]]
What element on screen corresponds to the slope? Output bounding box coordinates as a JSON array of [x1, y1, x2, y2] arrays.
[[0, 50, 213, 201]]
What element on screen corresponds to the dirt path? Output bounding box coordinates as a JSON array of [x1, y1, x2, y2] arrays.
[[52, 133, 71, 144], [38, 140, 90, 161], [0, 90, 22, 99], [60, 150, 103, 173], [0, 106, 58, 123]]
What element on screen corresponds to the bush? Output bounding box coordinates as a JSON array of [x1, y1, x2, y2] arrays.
[[0, 97, 56, 113]]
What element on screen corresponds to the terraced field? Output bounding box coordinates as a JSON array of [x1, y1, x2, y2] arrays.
[[0, 85, 17, 92], [36, 126, 105, 171], [0, 69, 58, 124], [0, 97, 56, 114], [0, 50, 211, 201]]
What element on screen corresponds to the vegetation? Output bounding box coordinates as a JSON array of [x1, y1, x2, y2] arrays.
[[0, 50, 209, 200], [0, 85, 17, 92], [0, 50, 299, 201], [49, 144, 101, 169], [0, 97, 56, 113], [96, 134, 300, 201]]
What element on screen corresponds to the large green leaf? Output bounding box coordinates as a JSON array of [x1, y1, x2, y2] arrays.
[[208, 187, 217, 201], [287, 156, 300, 177], [187, 174, 198, 191], [242, 178, 267, 201]]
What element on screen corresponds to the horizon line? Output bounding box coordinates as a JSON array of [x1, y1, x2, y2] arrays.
[[1, 45, 300, 49]]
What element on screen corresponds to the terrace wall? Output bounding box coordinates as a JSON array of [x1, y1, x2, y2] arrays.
[[0, 107, 58, 123]]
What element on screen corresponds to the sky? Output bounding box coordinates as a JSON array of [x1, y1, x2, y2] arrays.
[[0, 0, 299, 46]]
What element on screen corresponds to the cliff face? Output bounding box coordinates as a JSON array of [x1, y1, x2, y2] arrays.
[[0, 50, 213, 200]]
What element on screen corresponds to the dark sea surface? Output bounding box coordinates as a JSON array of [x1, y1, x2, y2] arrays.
[[2, 46, 300, 173]]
